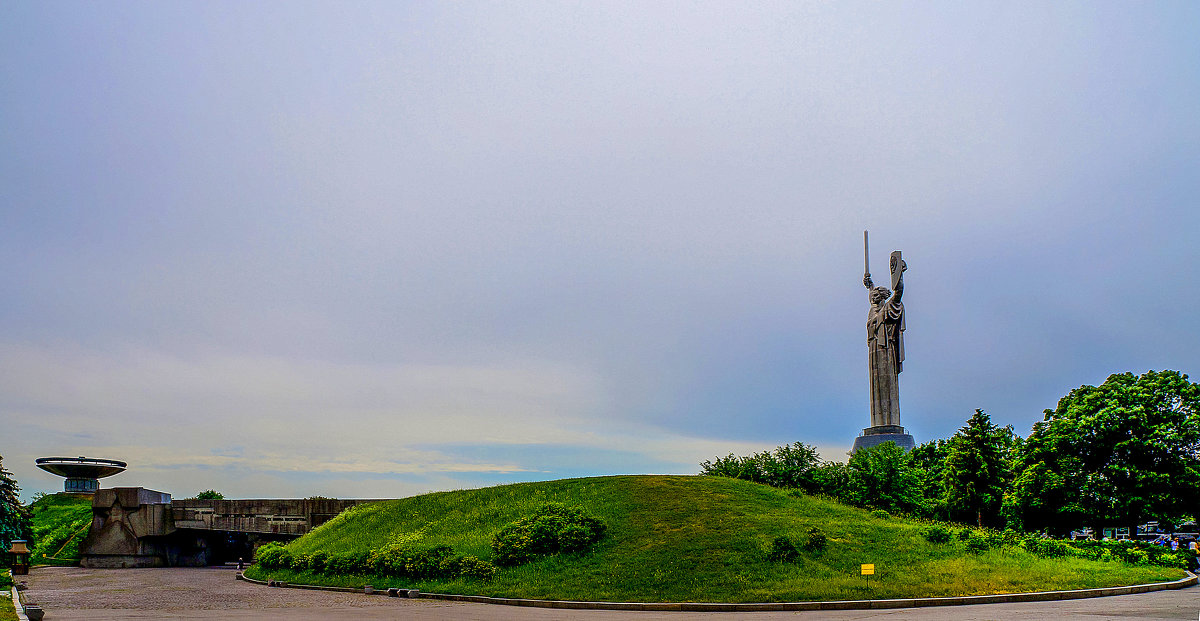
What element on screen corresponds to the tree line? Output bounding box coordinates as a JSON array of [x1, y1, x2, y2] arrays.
[[701, 370, 1200, 536]]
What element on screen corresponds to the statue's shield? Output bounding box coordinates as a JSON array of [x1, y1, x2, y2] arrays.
[[889, 250, 903, 290]]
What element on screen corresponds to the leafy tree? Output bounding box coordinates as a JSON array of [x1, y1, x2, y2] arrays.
[[195, 490, 224, 500], [0, 455, 33, 552], [700, 442, 824, 492], [909, 439, 952, 517], [1003, 370, 1200, 536], [942, 409, 1011, 528], [845, 442, 926, 515], [811, 461, 850, 499]]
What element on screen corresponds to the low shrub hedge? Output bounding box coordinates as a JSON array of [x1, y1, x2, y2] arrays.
[[255, 542, 497, 581]]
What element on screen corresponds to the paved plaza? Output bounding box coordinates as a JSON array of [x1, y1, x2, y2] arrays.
[[20, 566, 1200, 620]]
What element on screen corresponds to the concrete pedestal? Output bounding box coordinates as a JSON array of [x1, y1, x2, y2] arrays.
[[852, 425, 915, 452]]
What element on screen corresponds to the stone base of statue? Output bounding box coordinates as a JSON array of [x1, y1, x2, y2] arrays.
[[852, 425, 915, 453]]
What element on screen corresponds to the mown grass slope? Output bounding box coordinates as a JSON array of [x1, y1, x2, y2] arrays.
[[246, 475, 1183, 602], [29, 493, 92, 566]]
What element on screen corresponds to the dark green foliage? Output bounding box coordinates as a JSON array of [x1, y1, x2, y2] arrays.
[[942, 410, 1014, 528], [769, 528, 826, 561], [923, 525, 952, 543], [290, 552, 313, 571], [804, 527, 827, 552], [0, 568, 11, 588], [1076, 540, 1188, 569], [845, 442, 926, 515], [255, 542, 496, 581], [491, 503, 606, 566], [811, 461, 850, 498], [195, 490, 224, 500], [324, 552, 360, 574], [1004, 370, 1200, 535], [700, 442, 825, 493], [981, 532, 1004, 549], [871, 509, 890, 520], [910, 439, 952, 516], [0, 456, 32, 555], [768, 535, 799, 562], [1022, 537, 1068, 558], [255, 543, 289, 568], [965, 538, 990, 554], [957, 528, 973, 541]]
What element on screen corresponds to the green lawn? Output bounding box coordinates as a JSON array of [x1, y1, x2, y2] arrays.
[[245, 475, 1183, 602], [0, 571, 14, 621], [29, 493, 93, 566], [0, 591, 15, 621]]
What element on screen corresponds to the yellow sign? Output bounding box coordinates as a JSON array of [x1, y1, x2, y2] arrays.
[[861, 563, 875, 575]]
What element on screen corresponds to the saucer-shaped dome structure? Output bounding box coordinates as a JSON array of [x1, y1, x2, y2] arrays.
[[36, 456, 127, 494]]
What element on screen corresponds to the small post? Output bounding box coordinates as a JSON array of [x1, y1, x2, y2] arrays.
[[861, 563, 875, 590]]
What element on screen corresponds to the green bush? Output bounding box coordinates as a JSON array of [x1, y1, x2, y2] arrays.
[[491, 503, 606, 566], [458, 555, 498, 580], [324, 552, 358, 574], [923, 524, 952, 543], [290, 553, 311, 572], [870, 509, 891, 520], [1061, 539, 1188, 569], [0, 568, 11, 588], [700, 442, 825, 493], [309, 550, 329, 573], [965, 538, 990, 554], [957, 528, 974, 541], [280, 544, 498, 582], [1021, 537, 1068, 558], [804, 527, 828, 552], [254, 543, 288, 568], [768, 536, 799, 562]]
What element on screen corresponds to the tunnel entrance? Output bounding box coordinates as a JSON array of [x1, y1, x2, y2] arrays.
[[171, 530, 295, 566]]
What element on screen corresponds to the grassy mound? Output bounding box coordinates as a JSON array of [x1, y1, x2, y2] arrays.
[[29, 493, 92, 566], [245, 475, 1184, 602]]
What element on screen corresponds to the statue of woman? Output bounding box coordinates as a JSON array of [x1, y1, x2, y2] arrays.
[[863, 251, 906, 429]]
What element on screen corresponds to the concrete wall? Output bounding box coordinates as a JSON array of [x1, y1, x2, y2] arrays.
[[80, 488, 376, 567], [171, 498, 369, 535], [80, 488, 175, 568]]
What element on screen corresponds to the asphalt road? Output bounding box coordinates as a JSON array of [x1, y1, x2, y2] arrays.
[[21, 566, 1200, 620]]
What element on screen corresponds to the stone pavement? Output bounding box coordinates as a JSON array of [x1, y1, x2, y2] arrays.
[[23, 566, 1200, 620]]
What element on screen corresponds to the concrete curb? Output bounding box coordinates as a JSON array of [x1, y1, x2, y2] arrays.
[[237, 570, 1198, 612], [10, 586, 30, 621]]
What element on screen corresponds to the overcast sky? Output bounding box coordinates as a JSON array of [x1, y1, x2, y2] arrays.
[[3, 1, 1198, 500]]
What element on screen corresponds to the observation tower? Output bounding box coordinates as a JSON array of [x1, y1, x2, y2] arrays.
[[36, 456, 127, 494]]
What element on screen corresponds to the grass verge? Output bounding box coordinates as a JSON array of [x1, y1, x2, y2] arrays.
[[246, 475, 1184, 602], [0, 592, 15, 621]]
